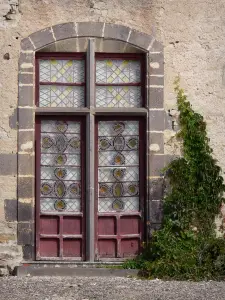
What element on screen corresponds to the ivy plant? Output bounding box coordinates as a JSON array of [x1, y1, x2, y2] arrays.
[[124, 78, 225, 280]]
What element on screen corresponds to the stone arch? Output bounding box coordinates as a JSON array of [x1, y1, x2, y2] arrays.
[[20, 22, 163, 52], [17, 22, 164, 261]]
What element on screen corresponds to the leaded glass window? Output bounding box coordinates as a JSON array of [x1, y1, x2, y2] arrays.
[[35, 50, 146, 261], [98, 120, 139, 212], [38, 55, 85, 107], [40, 120, 82, 213], [95, 56, 143, 108]]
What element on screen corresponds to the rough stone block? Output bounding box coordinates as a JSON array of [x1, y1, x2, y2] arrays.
[[149, 178, 164, 199], [18, 131, 34, 152], [149, 52, 164, 75], [148, 223, 162, 238], [150, 39, 164, 52], [95, 39, 126, 53], [149, 132, 164, 153], [0, 267, 9, 276], [52, 22, 77, 40], [104, 23, 130, 41], [150, 76, 164, 86], [129, 30, 153, 50], [149, 110, 165, 131], [18, 154, 34, 175], [149, 200, 163, 223], [0, 234, 16, 243], [18, 108, 33, 129], [29, 27, 54, 50], [149, 87, 164, 109], [18, 177, 34, 199], [9, 108, 17, 129], [149, 154, 164, 176], [22, 244, 35, 260], [4, 199, 17, 222], [20, 38, 35, 51], [19, 52, 34, 66], [78, 22, 104, 37], [18, 73, 33, 85], [18, 202, 34, 222], [0, 154, 17, 175], [164, 154, 178, 166], [18, 86, 34, 107], [164, 111, 173, 130], [18, 223, 34, 245]]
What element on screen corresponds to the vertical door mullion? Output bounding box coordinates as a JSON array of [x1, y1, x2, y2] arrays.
[[86, 38, 95, 261]]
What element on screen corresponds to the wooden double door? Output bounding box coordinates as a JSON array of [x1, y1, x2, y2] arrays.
[[36, 116, 145, 261]]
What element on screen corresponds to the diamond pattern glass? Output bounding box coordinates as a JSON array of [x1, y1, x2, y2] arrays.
[[40, 120, 81, 213], [98, 120, 140, 212], [39, 85, 84, 108], [96, 86, 141, 108], [40, 60, 85, 83], [96, 59, 142, 108], [96, 60, 141, 84]]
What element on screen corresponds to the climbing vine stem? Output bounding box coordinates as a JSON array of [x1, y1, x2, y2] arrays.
[[123, 78, 225, 280]]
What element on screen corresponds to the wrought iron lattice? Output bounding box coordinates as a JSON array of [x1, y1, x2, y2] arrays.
[[40, 59, 85, 83], [40, 120, 81, 213], [98, 121, 140, 212]]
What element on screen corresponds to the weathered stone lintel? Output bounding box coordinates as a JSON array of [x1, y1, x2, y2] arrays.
[[52, 22, 77, 40], [20, 22, 162, 52]]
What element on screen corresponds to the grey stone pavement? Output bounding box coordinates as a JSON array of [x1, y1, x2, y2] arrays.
[[0, 276, 225, 300]]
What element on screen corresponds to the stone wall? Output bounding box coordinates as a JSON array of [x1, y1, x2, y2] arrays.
[[0, 0, 225, 272]]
